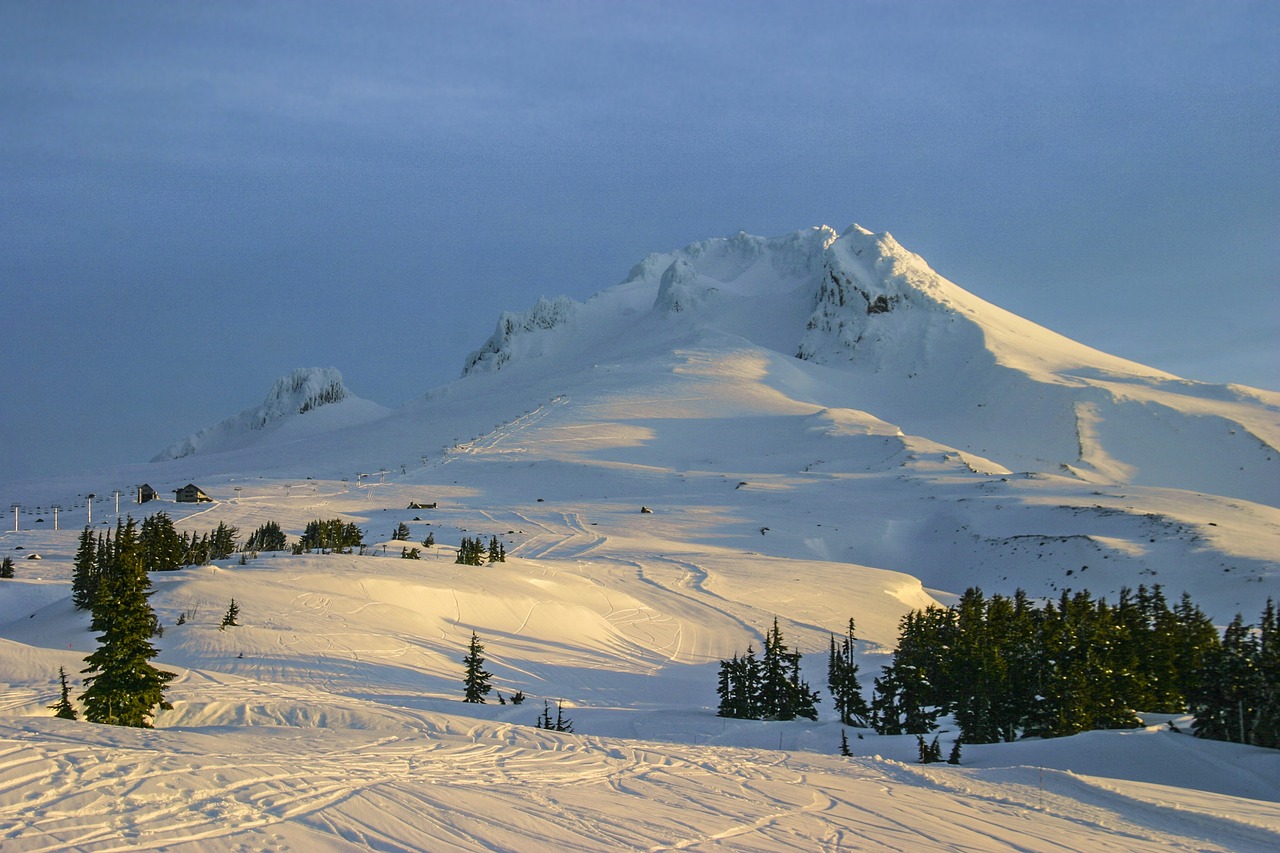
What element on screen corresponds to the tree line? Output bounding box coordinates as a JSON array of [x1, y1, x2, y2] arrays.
[[868, 585, 1277, 750]]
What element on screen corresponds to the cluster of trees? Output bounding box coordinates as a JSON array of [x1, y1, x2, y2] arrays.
[[456, 535, 506, 565], [869, 585, 1278, 750], [1189, 601, 1278, 749], [536, 700, 573, 732], [244, 520, 287, 552], [140, 514, 239, 570], [73, 516, 240, 599], [296, 518, 364, 554], [716, 618, 820, 721]]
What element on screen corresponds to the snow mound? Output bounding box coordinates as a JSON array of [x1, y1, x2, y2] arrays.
[[153, 368, 389, 460]]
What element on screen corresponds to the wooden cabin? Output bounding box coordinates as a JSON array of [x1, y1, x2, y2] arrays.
[[174, 484, 213, 503]]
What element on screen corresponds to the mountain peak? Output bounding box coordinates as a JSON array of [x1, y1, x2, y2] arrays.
[[153, 367, 388, 461]]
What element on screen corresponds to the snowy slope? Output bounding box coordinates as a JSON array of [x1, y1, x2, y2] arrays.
[[153, 367, 390, 461], [0, 223, 1277, 851], [463, 224, 1280, 506]]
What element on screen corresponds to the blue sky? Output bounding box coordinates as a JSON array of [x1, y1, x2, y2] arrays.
[[2, 0, 1276, 481]]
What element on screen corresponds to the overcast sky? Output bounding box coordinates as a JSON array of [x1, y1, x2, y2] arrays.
[[2, 0, 1276, 482]]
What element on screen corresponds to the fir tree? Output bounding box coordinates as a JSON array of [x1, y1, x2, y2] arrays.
[[220, 599, 240, 630], [139, 512, 184, 571], [80, 518, 175, 727], [462, 632, 493, 703], [0, 556, 13, 579], [209, 521, 239, 561], [49, 667, 77, 720], [245, 520, 288, 552], [422, 531, 435, 548], [71, 525, 98, 609], [839, 728, 852, 757], [553, 700, 574, 732], [947, 739, 963, 765], [828, 618, 870, 727], [393, 522, 411, 541]]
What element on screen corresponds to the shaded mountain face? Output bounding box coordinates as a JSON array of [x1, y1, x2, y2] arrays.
[[153, 367, 389, 461]]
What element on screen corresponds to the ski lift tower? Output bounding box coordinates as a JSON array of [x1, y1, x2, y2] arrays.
[[86, 494, 95, 525], [10, 504, 18, 533], [52, 505, 61, 531], [113, 490, 122, 515]]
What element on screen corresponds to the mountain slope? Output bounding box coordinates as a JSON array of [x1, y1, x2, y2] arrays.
[[461, 223, 1279, 505], [153, 367, 390, 461]]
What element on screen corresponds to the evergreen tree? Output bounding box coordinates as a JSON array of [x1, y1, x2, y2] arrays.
[[245, 520, 288, 552], [455, 536, 486, 566], [299, 519, 363, 553], [220, 599, 240, 630], [553, 700, 574, 732], [1190, 600, 1278, 749], [393, 522, 411, 541], [71, 525, 98, 609], [139, 512, 184, 571], [828, 618, 870, 727], [839, 728, 852, 757], [716, 646, 761, 719], [757, 617, 818, 721], [209, 522, 239, 561], [0, 556, 13, 579], [947, 739, 962, 765], [462, 631, 493, 703], [49, 667, 77, 720], [422, 531, 435, 548], [80, 518, 175, 727]]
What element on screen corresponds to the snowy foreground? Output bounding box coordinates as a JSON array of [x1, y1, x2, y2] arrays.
[[1, 223, 1278, 850], [2, 471, 1277, 851]]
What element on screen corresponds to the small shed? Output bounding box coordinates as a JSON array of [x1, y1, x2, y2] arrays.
[[174, 484, 213, 503], [137, 484, 159, 503]]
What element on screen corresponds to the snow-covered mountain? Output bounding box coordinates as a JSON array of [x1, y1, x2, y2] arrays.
[[1, 224, 1277, 851], [152, 367, 390, 461], [464, 224, 1279, 506]]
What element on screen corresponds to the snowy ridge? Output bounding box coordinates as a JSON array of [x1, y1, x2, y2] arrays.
[[152, 367, 389, 460], [452, 223, 1280, 504], [462, 295, 578, 375]]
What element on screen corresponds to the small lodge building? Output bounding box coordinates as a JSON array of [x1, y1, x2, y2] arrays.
[[137, 484, 159, 504], [174, 484, 213, 503]]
